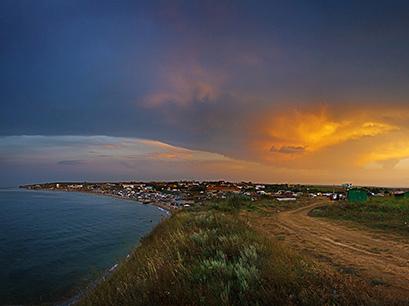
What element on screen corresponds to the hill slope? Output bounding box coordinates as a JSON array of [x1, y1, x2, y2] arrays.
[[78, 206, 404, 305]]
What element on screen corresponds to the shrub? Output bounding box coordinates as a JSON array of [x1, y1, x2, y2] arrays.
[[78, 209, 403, 306]]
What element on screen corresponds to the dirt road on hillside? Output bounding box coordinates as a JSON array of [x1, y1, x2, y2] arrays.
[[253, 201, 409, 293]]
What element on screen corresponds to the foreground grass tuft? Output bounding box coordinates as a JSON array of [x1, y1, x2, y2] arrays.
[[79, 209, 404, 305]]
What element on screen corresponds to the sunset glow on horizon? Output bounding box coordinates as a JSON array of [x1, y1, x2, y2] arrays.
[[2, 1, 409, 187]]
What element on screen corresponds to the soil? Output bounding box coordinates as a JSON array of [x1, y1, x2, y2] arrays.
[[247, 199, 409, 294]]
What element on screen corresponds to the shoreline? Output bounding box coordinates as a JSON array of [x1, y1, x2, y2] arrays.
[[21, 187, 174, 215], [17, 187, 173, 306]]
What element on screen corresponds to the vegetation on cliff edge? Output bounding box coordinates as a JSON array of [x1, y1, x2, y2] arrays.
[[79, 198, 404, 305]]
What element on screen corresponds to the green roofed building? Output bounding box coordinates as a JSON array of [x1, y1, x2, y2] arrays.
[[347, 188, 368, 202]]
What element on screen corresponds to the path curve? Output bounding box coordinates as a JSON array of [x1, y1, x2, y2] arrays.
[[267, 200, 409, 292]]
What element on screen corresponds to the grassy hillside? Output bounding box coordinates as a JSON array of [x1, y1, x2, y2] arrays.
[[311, 197, 409, 234], [78, 201, 402, 305]]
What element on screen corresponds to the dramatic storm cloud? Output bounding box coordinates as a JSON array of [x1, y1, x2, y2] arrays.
[[2, 1, 409, 186]]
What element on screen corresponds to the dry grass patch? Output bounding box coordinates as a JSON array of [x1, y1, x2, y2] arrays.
[[79, 209, 406, 305]]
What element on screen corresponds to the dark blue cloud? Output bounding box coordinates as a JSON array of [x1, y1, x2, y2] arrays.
[[1, 0, 409, 139]]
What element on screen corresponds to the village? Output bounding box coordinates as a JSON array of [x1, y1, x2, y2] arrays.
[[21, 181, 409, 209]]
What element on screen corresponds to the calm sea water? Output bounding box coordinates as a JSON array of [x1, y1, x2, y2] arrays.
[[0, 189, 167, 305]]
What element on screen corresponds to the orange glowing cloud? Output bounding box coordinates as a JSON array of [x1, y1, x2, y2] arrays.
[[360, 138, 409, 168], [254, 106, 395, 157]]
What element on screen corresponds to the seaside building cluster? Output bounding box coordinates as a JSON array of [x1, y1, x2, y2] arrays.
[[22, 181, 404, 207], [22, 181, 312, 208]]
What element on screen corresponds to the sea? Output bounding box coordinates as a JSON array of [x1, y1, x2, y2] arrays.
[[0, 188, 167, 305]]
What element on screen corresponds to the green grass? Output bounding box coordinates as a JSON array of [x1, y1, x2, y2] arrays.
[[78, 204, 403, 306], [203, 194, 308, 215], [310, 197, 409, 234]]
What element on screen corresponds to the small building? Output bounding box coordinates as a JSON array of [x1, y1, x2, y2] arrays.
[[330, 193, 344, 201], [347, 188, 368, 202], [206, 185, 240, 193], [276, 197, 296, 202], [122, 184, 135, 189], [394, 191, 409, 199]]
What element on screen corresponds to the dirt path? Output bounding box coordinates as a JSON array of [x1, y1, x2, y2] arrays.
[[252, 200, 409, 293]]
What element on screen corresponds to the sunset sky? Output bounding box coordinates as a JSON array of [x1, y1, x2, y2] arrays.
[[2, 1, 409, 187]]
